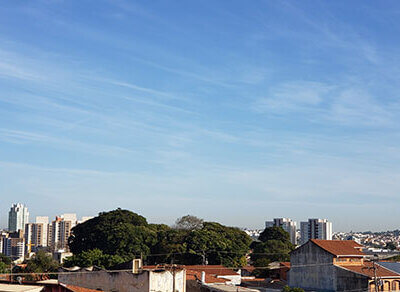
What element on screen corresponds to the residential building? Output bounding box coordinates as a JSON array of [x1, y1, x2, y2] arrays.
[[59, 260, 186, 292], [0, 232, 7, 254], [266, 218, 297, 245], [24, 216, 49, 253], [0, 284, 44, 292], [49, 214, 77, 251], [2, 231, 25, 260], [289, 239, 400, 291], [300, 218, 332, 244], [8, 203, 29, 233]]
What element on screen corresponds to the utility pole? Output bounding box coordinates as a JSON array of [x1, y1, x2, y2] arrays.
[[172, 265, 176, 292], [363, 254, 380, 292], [372, 260, 379, 292]]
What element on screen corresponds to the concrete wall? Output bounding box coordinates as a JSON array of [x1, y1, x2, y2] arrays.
[[59, 269, 185, 292], [216, 275, 241, 285], [59, 270, 150, 292], [335, 266, 368, 292], [289, 241, 336, 291], [149, 269, 186, 292]]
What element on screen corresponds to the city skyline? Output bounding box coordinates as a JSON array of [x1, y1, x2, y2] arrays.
[[0, 202, 389, 233], [1, 1, 400, 232]]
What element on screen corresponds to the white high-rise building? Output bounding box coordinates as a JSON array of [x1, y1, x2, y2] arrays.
[[8, 203, 29, 233], [265, 218, 297, 245], [300, 218, 332, 244]]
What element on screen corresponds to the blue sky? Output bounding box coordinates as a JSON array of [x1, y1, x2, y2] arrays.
[[1, 0, 400, 231]]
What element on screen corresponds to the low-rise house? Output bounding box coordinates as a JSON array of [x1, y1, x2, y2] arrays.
[[0, 283, 44, 292], [59, 261, 186, 292], [183, 265, 241, 286], [289, 239, 400, 291], [183, 265, 243, 292]]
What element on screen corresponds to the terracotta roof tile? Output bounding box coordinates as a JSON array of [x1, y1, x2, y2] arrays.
[[183, 265, 239, 276], [310, 240, 365, 256], [241, 266, 256, 272], [66, 285, 100, 292], [186, 269, 228, 283], [338, 262, 400, 278]]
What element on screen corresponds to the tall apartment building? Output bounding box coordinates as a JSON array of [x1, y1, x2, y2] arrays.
[[1, 231, 25, 259], [25, 216, 49, 253], [300, 218, 332, 244], [49, 214, 77, 251], [266, 218, 297, 245], [8, 203, 29, 233]]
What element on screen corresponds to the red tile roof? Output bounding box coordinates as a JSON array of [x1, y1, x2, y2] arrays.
[[338, 262, 400, 278], [310, 240, 365, 256], [186, 269, 228, 283], [241, 266, 256, 272], [143, 265, 238, 284], [65, 285, 100, 292], [280, 262, 290, 268], [183, 265, 239, 276]]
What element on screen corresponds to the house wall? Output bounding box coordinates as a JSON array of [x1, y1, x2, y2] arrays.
[[289, 241, 336, 291], [335, 266, 369, 292], [333, 257, 363, 266], [150, 269, 186, 292], [216, 274, 241, 285], [369, 279, 400, 292], [59, 270, 150, 292], [59, 270, 185, 292]]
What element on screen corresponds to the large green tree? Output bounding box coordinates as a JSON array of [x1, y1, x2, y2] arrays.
[[250, 227, 295, 275], [64, 249, 125, 269], [25, 251, 60, 273], [69, 209, 157, 259], [0, 254, 11, 274], [184, 222, 252, 267], [174, 215, 204, 231], [68, 210, 252, 268]]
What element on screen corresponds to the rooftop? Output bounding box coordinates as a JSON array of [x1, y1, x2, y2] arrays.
[[186, 269, 228, 284], [0, 284, 43, 292], [338, 262, 400, 279], [311, 239, 365, 257], [182, 265, 239, 276]]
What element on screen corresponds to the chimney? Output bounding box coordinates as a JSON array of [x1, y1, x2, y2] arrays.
[[201, 271, 206, 284], [132, 259, 142, 274]]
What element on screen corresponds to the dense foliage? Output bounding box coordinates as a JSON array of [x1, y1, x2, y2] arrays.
[[174, 215, 204, 230], [63, 249, 125, 269], [67, 209, 252, 268], [282, 285, 304, 292], [386, 242, 397, 251], [69, 209, 157, 259], [0, 253, 10, 274], [25, 251, 60, 274], [250, 227, 295, 276]]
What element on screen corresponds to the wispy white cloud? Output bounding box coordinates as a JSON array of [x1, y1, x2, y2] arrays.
[[0, 128, 139, 157], [328, 88, 398, 126], [253, 81, 331, 114], [253, 79, 400, 128]]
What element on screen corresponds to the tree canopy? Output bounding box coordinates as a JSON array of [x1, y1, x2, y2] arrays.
[[258, 226, 291, 243], [147, 222, 252, 267], [69, 208, 157, 259], [174, 215, 204, 231], [25, 251, 60, 274], [64, 249, 125, 269], [67, 209, 252, 269], [250, 227, 295, 276], [0, 253, 11, 274]]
